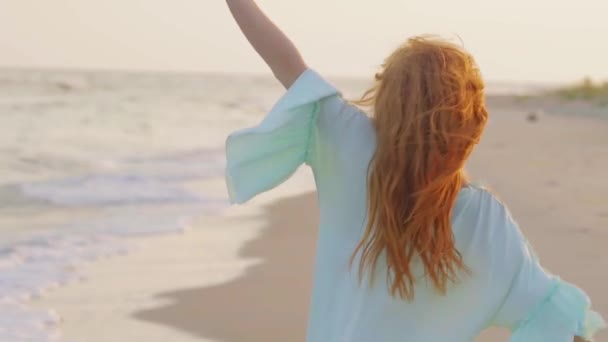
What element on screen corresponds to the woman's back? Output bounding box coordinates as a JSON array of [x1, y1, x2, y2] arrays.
[[226, 69, 604, 341], [298, 79, 493, 341]]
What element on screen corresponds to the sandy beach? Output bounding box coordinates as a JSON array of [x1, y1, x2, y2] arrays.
[[32, 99, 608, 341]]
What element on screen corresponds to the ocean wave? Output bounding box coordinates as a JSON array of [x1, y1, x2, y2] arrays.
[[0, 148, 229, 341], [20, 148, 224, 206]]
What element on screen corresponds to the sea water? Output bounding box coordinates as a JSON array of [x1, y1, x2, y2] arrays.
[[0, 68, 540, 341], [0, 69, 286, 341]]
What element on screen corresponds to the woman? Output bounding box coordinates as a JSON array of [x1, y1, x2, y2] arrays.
[[223, 1, 605, 341]]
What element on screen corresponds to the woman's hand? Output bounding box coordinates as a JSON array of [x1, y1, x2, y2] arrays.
[[225, 0, 307, 88]]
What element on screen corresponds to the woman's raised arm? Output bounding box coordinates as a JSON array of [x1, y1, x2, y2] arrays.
[[225, 0, 307, 88]]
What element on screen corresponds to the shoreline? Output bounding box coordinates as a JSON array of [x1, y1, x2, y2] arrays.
[[134, 192, 318, 341]]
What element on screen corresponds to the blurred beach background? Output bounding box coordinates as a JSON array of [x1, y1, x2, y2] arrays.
[[1, 1, 607, 341]]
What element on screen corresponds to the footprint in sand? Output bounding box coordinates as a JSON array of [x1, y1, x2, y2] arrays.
[[544, 180, 560, 187], [571, 227, 593, 235]]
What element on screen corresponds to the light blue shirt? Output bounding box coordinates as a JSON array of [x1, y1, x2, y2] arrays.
[[225, 69, 605, 341]]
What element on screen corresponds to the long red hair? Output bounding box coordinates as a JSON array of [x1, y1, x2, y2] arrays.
[[351, 36, 488, 300]]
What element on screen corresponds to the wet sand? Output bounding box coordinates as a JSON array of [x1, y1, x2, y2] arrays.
[[135, 193, 319, 341]]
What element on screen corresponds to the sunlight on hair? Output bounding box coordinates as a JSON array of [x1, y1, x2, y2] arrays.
[[351, 36, 488, 300]]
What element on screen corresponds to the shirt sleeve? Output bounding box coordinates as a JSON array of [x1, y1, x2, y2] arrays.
[[224, 69, 345, 204], [487, 193, 606, 341]]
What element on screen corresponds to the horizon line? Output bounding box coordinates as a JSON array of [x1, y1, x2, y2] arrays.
[[0, 64, 584, 87]]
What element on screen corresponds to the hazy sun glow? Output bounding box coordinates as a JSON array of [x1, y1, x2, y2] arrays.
[[1, 0, 607, 83]]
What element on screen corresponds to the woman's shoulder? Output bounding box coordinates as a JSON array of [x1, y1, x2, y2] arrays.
[[316, 94, 376, 146], [452, 182, 518, 244], [454, 181, 493, 210], [458, 182, 503, 208]]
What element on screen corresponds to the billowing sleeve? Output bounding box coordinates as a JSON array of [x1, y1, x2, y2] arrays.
[[487, 195, 606, 341], [225, 69, 340, 204]]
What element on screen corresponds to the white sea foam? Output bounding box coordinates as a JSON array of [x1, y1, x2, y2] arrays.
[[0, 303, 62, 341], [0, 234, 130, 341], [0, 148, 229, 341], [0, 203, 225, 341], [21, 149, 225, 206], [22, 175, 205, 206]]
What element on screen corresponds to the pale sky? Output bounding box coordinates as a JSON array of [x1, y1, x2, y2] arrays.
[[1, 0, 607, 83]]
